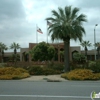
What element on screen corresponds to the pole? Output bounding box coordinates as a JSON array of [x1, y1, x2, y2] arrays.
[[94, 24, 98, 60], [36, 24, 38, 43], [94, 28, 96, 60], [47, 23, 48, 43]]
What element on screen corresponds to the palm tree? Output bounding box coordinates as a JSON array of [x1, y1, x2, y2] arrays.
[[80, 41, 91, 57], [46, 6, 87, 72], [10, 42, 20, 54], [0, 42, 8, 62], [10, 42, 20, 62], [94, 42, 100, 59]]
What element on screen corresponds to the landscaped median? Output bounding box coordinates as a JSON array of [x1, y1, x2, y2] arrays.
[[61, 69, 100, 80], [0, 67, 30, 80]]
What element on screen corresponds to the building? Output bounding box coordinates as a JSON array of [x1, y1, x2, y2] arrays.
[[20, 43, 81, 62], [0, 42, 97, 63], [0, 52, 20, 63]]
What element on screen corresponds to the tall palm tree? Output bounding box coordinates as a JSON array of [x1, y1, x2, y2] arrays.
[[46, 6, 87, 72], [80, 40, 91, 57], [94, 42, 100, 59], [10, 42, 20, 54], [0, 42, 8, 62], [10, 42, 20, 62]]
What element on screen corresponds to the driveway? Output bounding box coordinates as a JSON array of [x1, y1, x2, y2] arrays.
[[22, 75, 67, 81]]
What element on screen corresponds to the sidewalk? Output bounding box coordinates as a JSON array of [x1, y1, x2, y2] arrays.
[[22, 75, 67, 82]]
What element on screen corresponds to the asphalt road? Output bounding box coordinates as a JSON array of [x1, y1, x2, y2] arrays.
[[0, 80, 100, 100]]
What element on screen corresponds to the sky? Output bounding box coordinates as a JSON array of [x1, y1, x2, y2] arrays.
[[0, 0, 100, 52]]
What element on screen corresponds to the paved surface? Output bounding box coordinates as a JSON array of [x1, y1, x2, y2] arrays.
[[0, 80, 100, 100], [22, 75, 67, 81]]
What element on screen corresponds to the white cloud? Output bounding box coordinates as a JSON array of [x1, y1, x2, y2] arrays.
[[0, 0, 100, 52]]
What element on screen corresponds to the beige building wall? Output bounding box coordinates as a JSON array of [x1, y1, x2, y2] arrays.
[[20, 48, 29, 61]]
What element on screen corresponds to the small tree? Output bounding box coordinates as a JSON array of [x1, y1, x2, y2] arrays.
[[94, 42, 100, 59], [70, 52, 87, 70], [29, 42, 55, 61], [9, 54, 20, 62], [0, 42, 8, 63], [73, 52, 86, 64], [47, 46, 55, 60], [10, 42, 20, 55], [10, 42, 20, 65], [80, 40, 91, 57]]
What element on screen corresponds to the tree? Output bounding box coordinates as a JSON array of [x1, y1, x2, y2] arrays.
[[10, 42, 20, 62], [10, 42, 20, 54], [73, 52, 86, 63], [29, 42, 55, 61], [0, 42, 8, 62], [80, 40, 91, 57], [47, 46, 55, 60], [9, 54, 20, 62], [94, 42, 100, 59], [46, 5, 87, 72]]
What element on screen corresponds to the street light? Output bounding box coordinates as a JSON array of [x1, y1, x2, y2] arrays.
[[94, 24, 98, 60]]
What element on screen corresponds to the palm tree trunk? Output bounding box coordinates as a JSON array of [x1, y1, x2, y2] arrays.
[[14, 49, 16, 54], [64, 40, 70, 72], [14, 49, 17, 67], [2, 51, 4, 63], [85, 46, 87, 57], [85, 50, 87, 60]]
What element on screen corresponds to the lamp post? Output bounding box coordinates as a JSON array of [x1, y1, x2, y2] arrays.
[[94, 24, 98, 60]]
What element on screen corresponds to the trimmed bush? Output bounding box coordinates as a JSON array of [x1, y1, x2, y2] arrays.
[[28, 66, 60, 75], [46, 62, 64, 72], [0, 67, 30, 80], [28, 66, 43, 75], [88, 60, 100, 73], [42, 67, 60, 75], [61, 69, 100, 80]]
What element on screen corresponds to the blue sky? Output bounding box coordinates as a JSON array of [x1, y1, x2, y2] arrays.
[[0, 0, 100, 51]]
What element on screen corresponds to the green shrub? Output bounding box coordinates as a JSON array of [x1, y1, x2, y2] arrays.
[[70, 61, 79, 70], [0, 63, 7, 67], [12, 73, 30, 79], [70, 61, 88, 70], [88, 60, 100, 73], [47, 62, 64, 72], [73, 53, 86, 64], [28, 66, 61, 75], [0, 67, 30, 80], [42, 67, 60, 75], [61, 69, 100, 80], [28, 66, 43, 75]]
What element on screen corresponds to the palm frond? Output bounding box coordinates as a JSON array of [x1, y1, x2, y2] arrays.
[[65, 6, 72, 20], [71, 7, 79, 20], [46, 5, 87, 42]]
